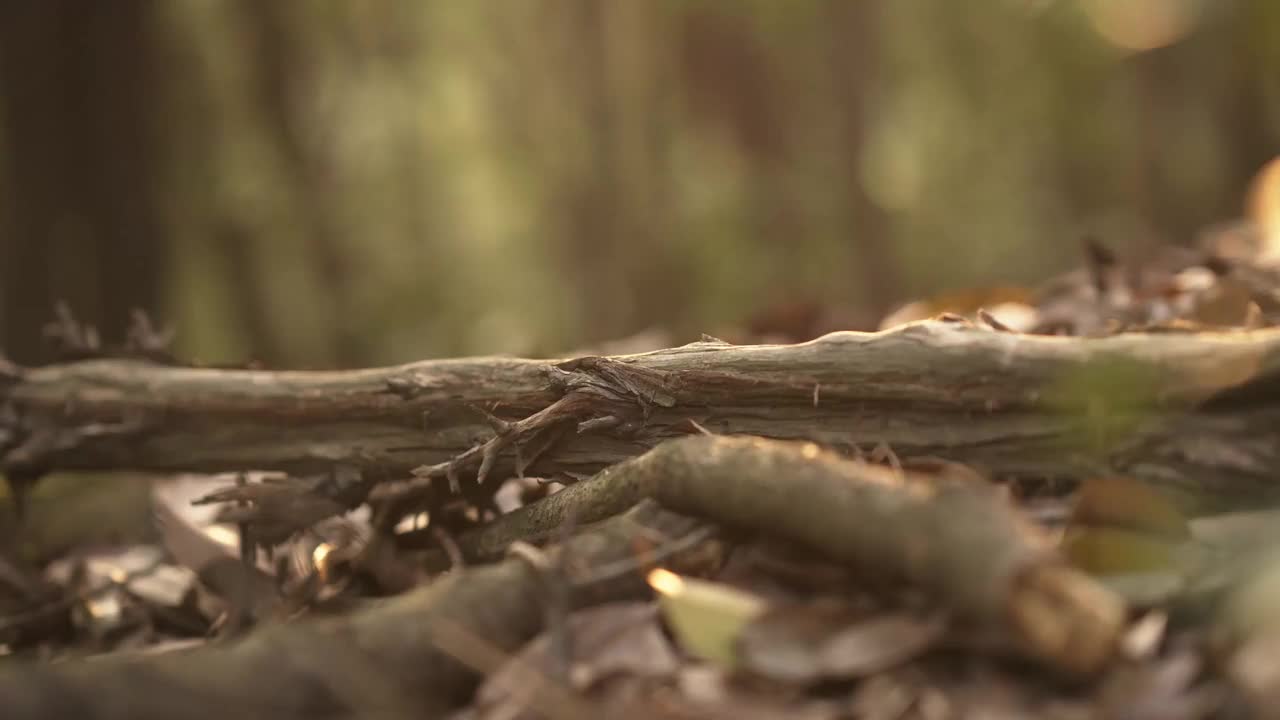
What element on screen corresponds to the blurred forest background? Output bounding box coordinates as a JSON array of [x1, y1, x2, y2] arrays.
[[1, 0, 1278, 368]]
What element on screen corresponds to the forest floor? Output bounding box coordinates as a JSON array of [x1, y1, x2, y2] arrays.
[[4, 232, 1280, 719]]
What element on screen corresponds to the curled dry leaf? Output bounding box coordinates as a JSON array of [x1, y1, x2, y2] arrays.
[[820, 613, 945, 679], [736, 600, 860, 683], [475, 602, 678, 719], [737, 599, 944, 684], [1097, 649, 1222, 720]]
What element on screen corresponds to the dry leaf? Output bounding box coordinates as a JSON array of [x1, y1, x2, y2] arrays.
[[1062, 476, 1196, 579], [737, 600, 942, 683], [878, 287, 1035, 331], [475, 602, 677, 719], [649, 568, 767, 668], [1247, 155, 1280, 265]]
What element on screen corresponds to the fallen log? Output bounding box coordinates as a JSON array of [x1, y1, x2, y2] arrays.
[[3, 320, 1280, 512]]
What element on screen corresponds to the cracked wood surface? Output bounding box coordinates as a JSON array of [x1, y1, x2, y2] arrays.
[[3, 320, 1279, 511]]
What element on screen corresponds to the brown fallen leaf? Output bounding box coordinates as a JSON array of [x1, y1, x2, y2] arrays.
[[878, 287, 1037, 332], [737, 599, 944, 684], [819, 613, 945, 679], [474, 602, 678, 720], [1062, 476, 1192, 577]]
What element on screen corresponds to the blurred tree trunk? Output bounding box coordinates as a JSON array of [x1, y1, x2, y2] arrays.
[[827, 0, 898, 318], [677, 8, 798, 301], [235, 0, 362, 367], [1127, 45, 1224, 252], [557, 0, 636, 344], [0, 0, 167, 364], [1215, 7, 1277, 224], [1128, 13, 1278, 250]]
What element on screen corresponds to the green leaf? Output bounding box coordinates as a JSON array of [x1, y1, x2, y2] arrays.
[[648, 568, 767, 669]]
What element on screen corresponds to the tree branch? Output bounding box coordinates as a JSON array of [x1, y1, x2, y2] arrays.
[[3, 320, 1279, 511]]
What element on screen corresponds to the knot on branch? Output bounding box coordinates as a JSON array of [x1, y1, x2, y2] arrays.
[[550, 356, 677, 418], [397, 397, 589, 499], [380, 359, 682, 507]]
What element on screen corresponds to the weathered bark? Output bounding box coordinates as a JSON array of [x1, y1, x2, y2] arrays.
[[3, 320, 1280, 512]]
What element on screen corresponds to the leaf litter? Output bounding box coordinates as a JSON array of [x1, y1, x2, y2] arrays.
[[8, 219, 1280, 718]]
